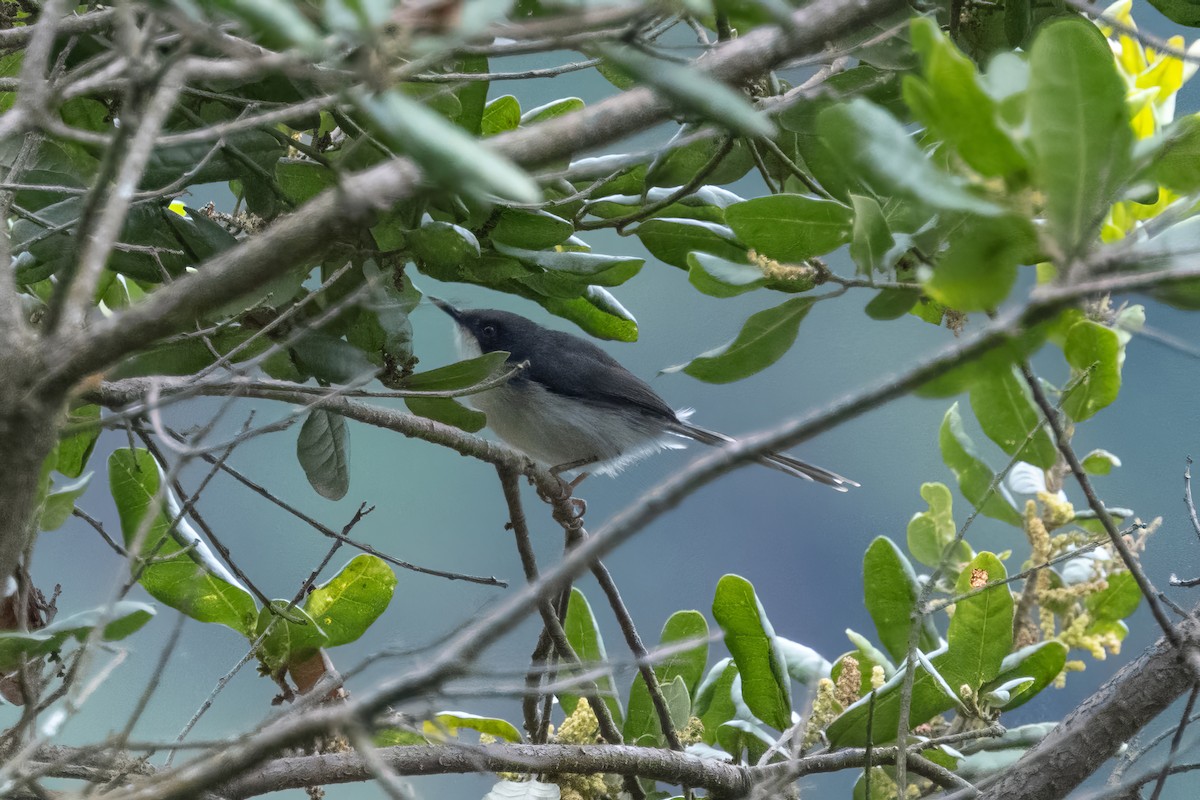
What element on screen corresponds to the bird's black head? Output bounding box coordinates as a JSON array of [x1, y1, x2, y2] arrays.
[[431, 298, 543, 362]]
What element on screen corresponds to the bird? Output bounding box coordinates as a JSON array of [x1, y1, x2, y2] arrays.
[[431, 298, 858, 491]]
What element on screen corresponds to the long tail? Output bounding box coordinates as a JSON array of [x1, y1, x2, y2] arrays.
[[674, 422, 859, 492]]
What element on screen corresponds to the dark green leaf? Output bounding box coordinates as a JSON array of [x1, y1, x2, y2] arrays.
[[969, 366, 1057, 469], [297, 409, 350, 501], [941, 552, 1013, 690], [817, 99, 1003, 217], [108, 449, 257, 635], [663, 297, 813, 384], [1028, 19, 1132, 258], [1062, 320, 1123, 421], [1150, 115, 1200, 192], [303, 554, 397, 647], [863, 537, 940, 663], [646, 128, 755, 187], [633, 218, 745, 269], [291, 331, 378, 385], [864, 288, 919, 319], [711, 574, 791, 730], [452, 55, 489, 135], [409, 219, 482, 279], [1147, 0, 1200, 28], [404, 397, 487, 432], [716, 717, 774, 763], [940, 403, 1023, 526], [724, 194, 852, 262], [490, 209, 573, 249], [404, 352, 511, 392]]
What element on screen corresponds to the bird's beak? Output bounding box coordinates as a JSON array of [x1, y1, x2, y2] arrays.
[[429, 296, 462, 322]]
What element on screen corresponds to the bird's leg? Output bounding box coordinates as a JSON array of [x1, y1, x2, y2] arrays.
[[537, 457, 597, 523]]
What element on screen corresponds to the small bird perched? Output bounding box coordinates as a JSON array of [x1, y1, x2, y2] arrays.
[[432, 299, 858, 491]]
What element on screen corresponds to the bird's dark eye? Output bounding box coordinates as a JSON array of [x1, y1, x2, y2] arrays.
[[481, 324, 497, 339]]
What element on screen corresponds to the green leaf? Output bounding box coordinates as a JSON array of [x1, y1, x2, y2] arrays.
[[687, 252, 765, 297], [57, 404, 100, 478], [409, 219, 482, 279], [108, 450, 257, 635], [1062, 320, 1123, 422], [40, 473, 92, 532], [775, 638, 830, 686], [560, 588, 622, 725], [427, 712, 522, 743], [291, 331, 378, 385], [355, 89, 540, 204], [646, 129, 755, 187], [864, 288, 919, 320], [482, 95, 521, 136], [849, 194, 893, 273], [303, 554, 397, 647], [923, 216, 1032, 312], [495, 242, 643, 284], [276, 160, 336, 205], [1028, 18, 1132, 258], [535, 288, 638, 342], [941, 552, 1013, 690], [633, 218, 745, 269], [404, 397, 487, 432], [255, 602, 328, 671], [0, 601, 155, 672], [656, 610, 709, 699], [711, 574, 791, 730], [451, 55, 489, 135], [594, 43, 774, 139], [1146, 0, 1200, 30], [297, 409, 351, 501], [695, 658, 738, 745], [939, 403, 1022, 526], [969, 366, 1057, 469], [817, 99, 1003, 217], [404, 352, 511, 392], [717, 717, 774, 763], [663, 297, 814, 384], [825, 645, 958, 747], [982, 641, 1067, 711], [1150, 115, 1200, 192], [1086, 571, 1141, 621], [490, 208, 573, 249], [864, 537, 940, 663], [845, 628, 897, 681], [724, 194, 852, 262], [905, 18, 1027, 178], [1081, 449, 1121, 475], [520, 97, 584, 125], [624, 672, 691, 746], [907, 482, 973, 571]]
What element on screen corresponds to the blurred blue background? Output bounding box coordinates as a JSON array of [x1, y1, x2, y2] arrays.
[[19, 2, 1200, 798]]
